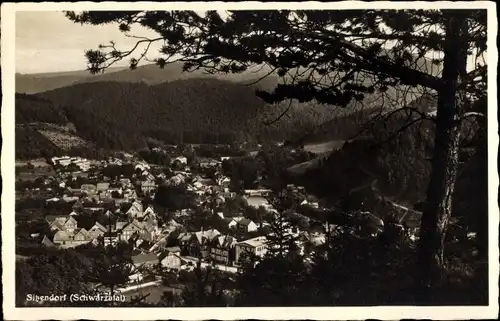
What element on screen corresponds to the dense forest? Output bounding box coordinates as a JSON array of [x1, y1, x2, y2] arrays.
[[15, 127, 63, 159], [16, 94, 69, 124], [292, 97, 487, 257], [15, 77, 358, 158]]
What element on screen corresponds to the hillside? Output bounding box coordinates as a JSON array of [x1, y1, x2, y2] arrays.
[[15, 63, 278, 94], [16, 127, 63, 159], [15, 94, 69, 124], [34, 79, 267, 147], [15, 66, 127, 94], [290, 96, 486, 222]]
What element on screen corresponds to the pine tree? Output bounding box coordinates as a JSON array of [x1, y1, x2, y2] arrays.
[[66, 8, 488, 300], [264, 191, 301, 259]]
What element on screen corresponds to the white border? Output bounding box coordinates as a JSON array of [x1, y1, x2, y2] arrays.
[[2, 2, 498, 320]]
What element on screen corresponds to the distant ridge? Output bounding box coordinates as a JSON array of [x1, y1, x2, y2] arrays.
[[15, 62, 278, 94]]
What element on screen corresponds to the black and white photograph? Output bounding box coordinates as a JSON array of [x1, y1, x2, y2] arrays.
[[1, 2, 498, 320]]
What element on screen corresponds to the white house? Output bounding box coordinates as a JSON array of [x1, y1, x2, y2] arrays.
[[126, 201, 144, 219], [235, 236, 268, 263], [160, 247, 183, 270], [173, 156, 188, 165], [237, 219, 258, 232]]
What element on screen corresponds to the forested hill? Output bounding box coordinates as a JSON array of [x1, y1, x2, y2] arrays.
[[37, 79, 268, 146], [15, 77, 338, 158], [291, 96, 485, 221]]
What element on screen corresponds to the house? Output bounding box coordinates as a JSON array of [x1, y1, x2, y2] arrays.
[[178, 229, 221, 258], [217, 176, 231, 188], [164, 219, 181, 233], [120, 220, 144, 241], [114, 220, 128, 232], [135, 240, 154, 253], [62, 196, 79, 203], [237, 218, 258, 232], [235, 236, 268, 263], [213, 194, 225, 205], [72, 228, 93, 247], [222, 217, 238, 229], [53, 230, 72, 247], [173, 156, 188, 165], [135, 163, 150, 172], [120, 178, 132, 188], [141, 180, 157, 194], [89, 222, 108, 238], [81, 184, 97, 195], [222, 191, 237, 199], [210, 235, 238, 265], [72, 200, 84, 210], [96, 182, 110, 193], [140, 220, 158, 242], [126, 201, 144, 219], [199, 158, 220, 168], [143, 206, 157, 220], [52, 228, 95, 248], [160, 247, 183, 270], [103, 236, 119, 247], [244, 189, 272, 197], [166, 173, 186, 186], [46, 216, 78, 232]]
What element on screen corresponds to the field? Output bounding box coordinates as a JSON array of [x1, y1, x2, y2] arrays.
[[303, 140, 345, 155]]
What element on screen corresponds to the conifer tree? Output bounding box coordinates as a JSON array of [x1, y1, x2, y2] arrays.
[[66, 8, 488, 300]]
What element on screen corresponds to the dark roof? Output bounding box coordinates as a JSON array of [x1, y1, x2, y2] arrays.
[[41, 235, 55, 247], [238, 218, 254, 226]]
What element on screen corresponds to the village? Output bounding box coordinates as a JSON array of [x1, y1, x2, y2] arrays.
[[15, 145, 332, 298]]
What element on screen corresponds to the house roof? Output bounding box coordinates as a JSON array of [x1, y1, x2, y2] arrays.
[[93, 222, 108, 232], [115, 221, 128, 231], [177, 232, 192, 242], [142, 221, 156, 232], [238, 218, 254, 226], [131, 253, 159, 265], [81, 184, 97, 190], [96, 182, 110, 191], [239, 236, 267, 248], [41, 235, 55, 247], [193, 229, 221, 244], [75, 228, 91, 238], [123, 221, 143, 231], [53, 230, 72, 241], [213, 235, 237, 248], [164, 246, 181, 253], [72, 200, 83, 208], [167, 219, 180, 227], [127, 201, 144, 214]]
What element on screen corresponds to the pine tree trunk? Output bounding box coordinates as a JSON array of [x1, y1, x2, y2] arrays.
[[417, 11, 469, 302]]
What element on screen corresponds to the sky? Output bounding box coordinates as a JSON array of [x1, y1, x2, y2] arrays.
[[15, 11, 158, 74], [16, 11, 484, 75]]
